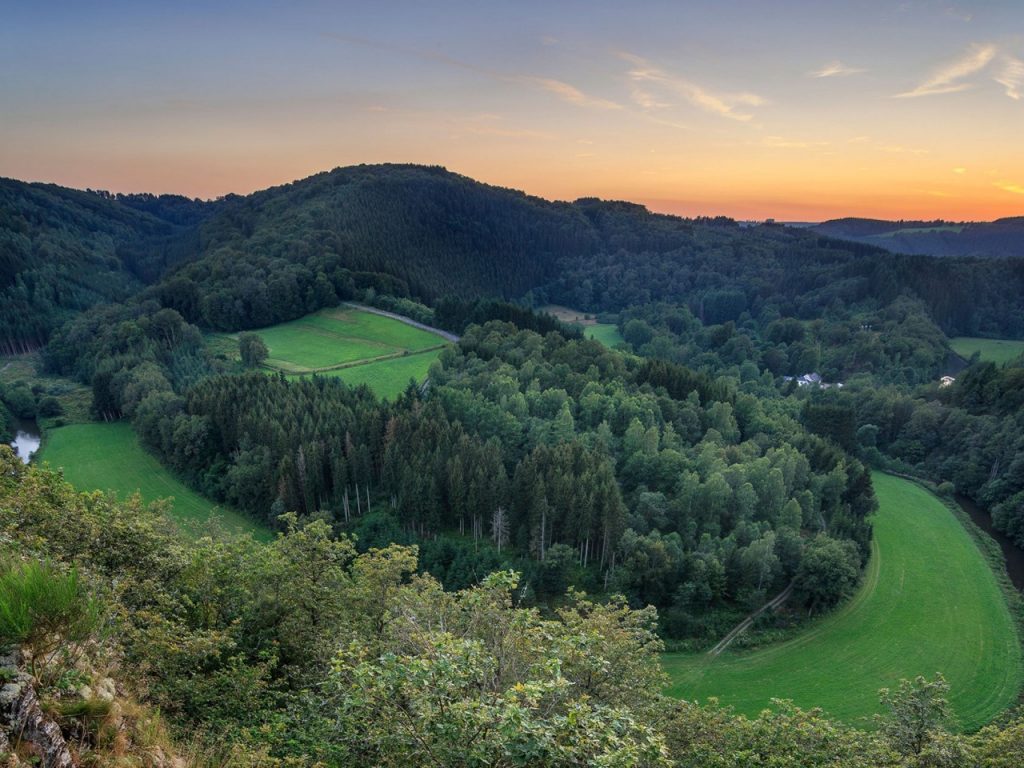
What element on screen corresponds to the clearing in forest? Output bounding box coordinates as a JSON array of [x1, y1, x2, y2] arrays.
[[662, 473, 1022, 731], [540, 305, 623, 348], [38, 422, 269, 540], [950, 337, 1024, 365], [212, 306, 450, 398]]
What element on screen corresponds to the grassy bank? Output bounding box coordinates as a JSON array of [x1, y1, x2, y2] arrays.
[[38, 422, 269, 540], [662, 472, 1022, 731]]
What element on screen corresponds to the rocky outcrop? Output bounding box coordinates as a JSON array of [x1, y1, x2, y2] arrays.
[[0, 651, 76, 768]]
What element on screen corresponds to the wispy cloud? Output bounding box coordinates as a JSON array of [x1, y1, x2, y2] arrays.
[[630, 87, 670, 110], [995, 55, 1024, 100], [619, 52, 765, 122], [895, 42, 997, 97], [996, 181, 1024, 195], [516, 77, 623, 110], [809, 60, 866, 78]]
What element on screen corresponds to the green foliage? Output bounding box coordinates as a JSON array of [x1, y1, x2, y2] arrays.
[[1, 451, 1024, 764], [0, 559, 101, 678], [795, 533, 861, 613], [0, 178, 212, 351], [237, 332, 268, 368]]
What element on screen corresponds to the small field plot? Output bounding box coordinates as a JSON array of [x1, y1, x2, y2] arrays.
[[585, 324, 624, 347], [308, 347, 444, 400], [540, 305, 623, 348], [39, 422, 269, 540], [218, 307, 445, 374], [662, 473, 1022, 731], [950, 337, 1024, 365]]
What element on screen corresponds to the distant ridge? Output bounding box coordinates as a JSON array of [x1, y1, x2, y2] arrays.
[[810, 216, 1024, 258]]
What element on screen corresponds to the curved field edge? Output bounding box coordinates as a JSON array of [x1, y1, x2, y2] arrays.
[[662, 472, 1023, 731], [37, 422, 270, 541], [949, 337, 1024, 365]]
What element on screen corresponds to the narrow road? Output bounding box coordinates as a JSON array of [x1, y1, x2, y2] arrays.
[[343, 303, 460, 343], [707, 582, 794, 657]]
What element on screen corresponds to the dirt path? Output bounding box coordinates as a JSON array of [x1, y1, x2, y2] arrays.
[[707, 582, 794, 657], [343, 303, 460, 343]]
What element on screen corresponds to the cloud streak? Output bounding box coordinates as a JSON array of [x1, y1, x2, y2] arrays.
[[809, 60, 866, 78], [620, 53, 764, 122], [995, 55, 1024, 100], [516, 77, 623, 110], [895, 42, 996, 97]]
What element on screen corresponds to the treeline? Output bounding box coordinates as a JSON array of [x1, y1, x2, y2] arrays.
[[6, 452, 1024, 767], [434, 296, 579, 337], [546, 224, 1024, 339]]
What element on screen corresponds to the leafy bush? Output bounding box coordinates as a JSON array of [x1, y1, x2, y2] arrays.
[[0, 560, 102, 679]]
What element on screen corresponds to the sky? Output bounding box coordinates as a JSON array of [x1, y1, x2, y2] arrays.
[[1, 0, 1023, 220]]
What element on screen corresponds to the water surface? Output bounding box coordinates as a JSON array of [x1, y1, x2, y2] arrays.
[[9, 417, 40, 464]]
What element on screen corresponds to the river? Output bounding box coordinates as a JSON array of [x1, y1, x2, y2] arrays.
[[9, 417, 40, 464], [957, 493, 1024, 592]]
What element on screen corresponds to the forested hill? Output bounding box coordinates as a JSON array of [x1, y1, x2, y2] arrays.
[[6, 165, 1024, 345], [147, 164, 1024, 338], [0, 178, 214, 352], [811, 216, 1024, 259]]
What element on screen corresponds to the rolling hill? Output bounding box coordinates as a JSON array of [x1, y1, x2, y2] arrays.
[[811, 217, 1024, 259]]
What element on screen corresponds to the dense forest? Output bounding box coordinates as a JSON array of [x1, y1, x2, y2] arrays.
[[42, 301, 875, 640], [0, 179, 214, 352], [6, 166, 1024, 348]]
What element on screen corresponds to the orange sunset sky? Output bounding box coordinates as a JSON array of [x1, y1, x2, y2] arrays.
[[2, 0, 1023, 221]]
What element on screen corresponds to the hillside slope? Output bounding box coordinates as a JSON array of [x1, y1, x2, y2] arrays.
[[812, 217, 1024, 259], [0, 179, 215, 351], [146, 165, 1024, 338]]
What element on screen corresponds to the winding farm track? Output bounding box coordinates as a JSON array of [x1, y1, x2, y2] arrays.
[[707, 583, 794, 657]]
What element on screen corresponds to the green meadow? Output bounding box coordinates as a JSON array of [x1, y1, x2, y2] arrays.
[[38, 422, 269, 540], [950, 336, 1024, 365], [212, 306, 448, 399], [216, 306, 444, 374], [585, 323, 624, 347], [305, 347, 444, 400], [663, 473, 1022, 731]]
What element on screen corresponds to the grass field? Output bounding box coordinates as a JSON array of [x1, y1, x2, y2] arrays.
[[38, 422, 269, 540], [663, 473, 1022, 731], [950, 337, 1024, 365], [305, 347, 444, 399], [585, 324, 624, 347], [211, 306, 448, 399], [217, 307, 444, 375], [539, 305, 624, 348]]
